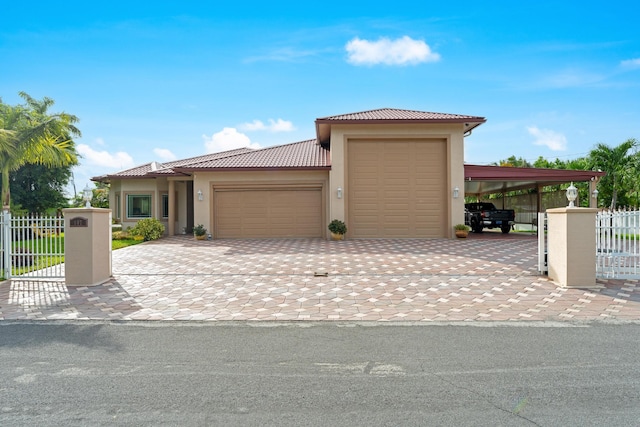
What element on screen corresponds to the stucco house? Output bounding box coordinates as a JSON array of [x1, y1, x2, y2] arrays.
[[95, 107, 487, 239]]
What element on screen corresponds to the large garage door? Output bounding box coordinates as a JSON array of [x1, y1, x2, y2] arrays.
[[214, 188, 322, 238], [348, 139, 447, 238]]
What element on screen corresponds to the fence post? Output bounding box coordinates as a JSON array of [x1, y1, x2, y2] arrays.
[[62, 208, 112, 286], [546, 207, 599, 288], [3, 211, 11, 280]]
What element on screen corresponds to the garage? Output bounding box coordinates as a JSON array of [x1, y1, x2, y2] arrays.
[[348, 139, 448, 238], [214, 187, 323, 238]]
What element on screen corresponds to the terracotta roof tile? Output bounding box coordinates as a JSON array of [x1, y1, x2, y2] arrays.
[[162, 148, 254, 169], [177, 139, 330, 170], [94, 147, 255, 181], [146, 148, 255, 176], [315, 108, 486, 145], [317, 108, 485, 122], [101, 163, 154, 178]]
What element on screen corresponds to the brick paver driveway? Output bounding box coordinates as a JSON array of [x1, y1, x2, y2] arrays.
[[1, 234, 639, 322]]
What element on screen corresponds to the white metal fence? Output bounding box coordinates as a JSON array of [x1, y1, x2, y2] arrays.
[[1, 212, 65, 280], [596, 208, 640, 279]]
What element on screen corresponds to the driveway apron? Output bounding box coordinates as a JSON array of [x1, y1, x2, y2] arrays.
[[1, 235, 639, 322]]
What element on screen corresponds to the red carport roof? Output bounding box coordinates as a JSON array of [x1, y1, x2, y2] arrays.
[[464, 164, 606, 195]]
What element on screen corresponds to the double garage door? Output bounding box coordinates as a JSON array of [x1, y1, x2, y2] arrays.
[[214, 187, 323, 238], [348, 139, 448, 238]]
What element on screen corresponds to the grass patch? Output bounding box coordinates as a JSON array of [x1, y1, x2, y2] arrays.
[[615, 233, 640, 240], [112, 239, 145, 250]]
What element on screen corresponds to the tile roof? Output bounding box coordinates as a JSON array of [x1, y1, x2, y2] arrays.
[[317, 107, 485, 122], [94, 148, 255, 180], [176, 139, 330, 171], [147, 148, 255, 176], [315, 108, 486, 145]]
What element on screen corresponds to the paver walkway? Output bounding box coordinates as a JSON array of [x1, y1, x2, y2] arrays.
[[1, 235, 639, 322]]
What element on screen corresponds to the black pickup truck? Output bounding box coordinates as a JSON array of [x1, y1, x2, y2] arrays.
[[465, 202, 516, 234]]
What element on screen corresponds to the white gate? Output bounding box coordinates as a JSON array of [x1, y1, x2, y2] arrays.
[[1, 212, 65, 280], [596, 208, 640, 279], [537, 212, 548, 274]]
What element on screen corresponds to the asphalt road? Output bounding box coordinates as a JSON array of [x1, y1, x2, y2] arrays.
[[1, 321, 639, 426]]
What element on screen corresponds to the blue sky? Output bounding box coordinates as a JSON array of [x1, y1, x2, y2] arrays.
[[1, 1, 639, 195]]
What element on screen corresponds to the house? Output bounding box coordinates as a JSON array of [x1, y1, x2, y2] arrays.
[[95, 107, 487, 239]]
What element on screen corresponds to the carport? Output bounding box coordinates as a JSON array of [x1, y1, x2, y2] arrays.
[[463, 164, 606, 216]]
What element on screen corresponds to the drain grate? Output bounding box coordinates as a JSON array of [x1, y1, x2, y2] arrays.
[[313, 271, 328, 277]]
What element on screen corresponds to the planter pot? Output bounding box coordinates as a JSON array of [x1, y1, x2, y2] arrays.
[[194, 234, 207, 240], [455, 230, 469, 238], [330, 232, 344, 241]]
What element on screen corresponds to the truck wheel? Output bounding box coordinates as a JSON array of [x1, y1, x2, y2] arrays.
[[501, 224, 511, 234]]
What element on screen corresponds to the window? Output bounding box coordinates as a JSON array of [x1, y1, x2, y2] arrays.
[[162, 194, 169, 219], [127, 194, 152, 218]]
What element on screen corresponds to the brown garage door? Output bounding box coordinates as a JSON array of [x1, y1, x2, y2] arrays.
[[214, 188, 322, 238], [348, 139, 447, 238]]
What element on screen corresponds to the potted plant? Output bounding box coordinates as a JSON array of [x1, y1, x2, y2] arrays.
[[454, 223, 470, 238], [328, 219, 347, 240], [193, 224, 207, 240]]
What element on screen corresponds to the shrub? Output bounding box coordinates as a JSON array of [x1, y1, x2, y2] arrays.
[[454, 224, 469, 231], [130, 218, 165, 241], [193, 224, 207, 236], [112, 230, 131, 240], [328, 219, 347, 235]]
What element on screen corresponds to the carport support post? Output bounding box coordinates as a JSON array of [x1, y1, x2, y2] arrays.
[[546, 207, 598, 288], [63, 208, 112, 287]]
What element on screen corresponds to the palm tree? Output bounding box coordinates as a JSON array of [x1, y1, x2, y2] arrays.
[[588, 138, 639, 209], [0, 92, 80, 211]]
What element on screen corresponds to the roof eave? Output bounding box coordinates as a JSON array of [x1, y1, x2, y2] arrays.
[[175, 166, 331, 173], [93, 174, 158, 181], [145, 171, 191, 178]]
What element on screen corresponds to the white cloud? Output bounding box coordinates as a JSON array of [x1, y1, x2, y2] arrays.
[[202, 127, 261, 153], [527, 126, 567, 151], [153, 148, 177, 161], [77, 143, 135, 169], [621, 58, 640, 69], [345, 36, 440, 66], [240, 118, 295, 132]]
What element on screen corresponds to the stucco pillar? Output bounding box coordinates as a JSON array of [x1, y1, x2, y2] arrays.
[[589, 179, 598, 208], [63, 208, 112, 287], [168, 180, 175, 235], [546, 207, 598, 288]]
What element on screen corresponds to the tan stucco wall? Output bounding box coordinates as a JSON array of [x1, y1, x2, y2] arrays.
[[327, 123, 466, 238], [192, 170, 330, 236], [173, 180, 188, 234], [547, 207, 598, 288], [63, 208, 112, 286]]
